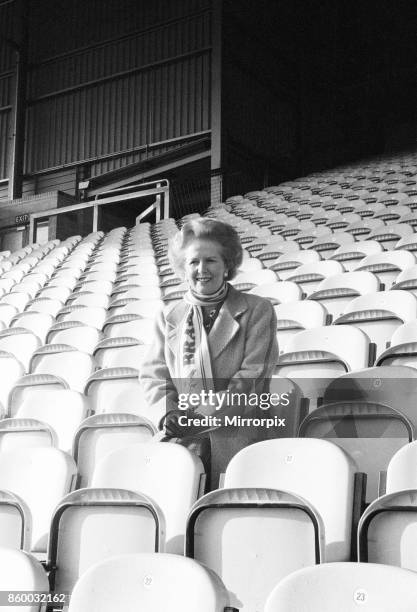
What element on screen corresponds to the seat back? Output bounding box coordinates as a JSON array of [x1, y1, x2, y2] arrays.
[[29, 345, 95, 392], [386, 440, 417, 493], [224, 438, 357, 561], [73, 413, 156, 486], [15, 389, 89, 452], [0, 447, 76, 552], [68, 553, 230, 612], [91, 442, 205, 553], [187, 488, 323, 612], [0, 548, 49, 612], [264, 562, 417, 611], [85, 367, 161, 425], [299, 401, 413, 501], [359, 490, 417, 570], [48, 488, 165, 594]]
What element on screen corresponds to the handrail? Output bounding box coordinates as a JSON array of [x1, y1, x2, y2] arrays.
[[28, 180, 169, 242], [94, 179, 169, 200]]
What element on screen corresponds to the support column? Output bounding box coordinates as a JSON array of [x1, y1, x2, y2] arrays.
[[7, 0, 28, 201], [210, 0, 222, 206]]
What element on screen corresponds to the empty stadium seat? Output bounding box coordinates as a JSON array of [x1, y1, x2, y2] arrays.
[[264, 563, 417, 612], [308, 271, 380, 319], [73, 413, 156, 486], [67, 553, 231, 612], [48, 488, 165, 595], [91, 442, 205, 553], [93, 337, 149, 369], [299, 401, 413, 501], [0, 548, 49, 612], [187, 487, 323, 612], [333, 290, 417, 358], [359, 490, 417, 572], [275, 326, 371, 407], [0, 447, 76, 552], [352, 250, 415, 288], [29, 344, 94, 392], [286, 260, 344, 295], [274, 300, 328, 352], [248, 280, 302, 304], [46, 321, 102, 354]]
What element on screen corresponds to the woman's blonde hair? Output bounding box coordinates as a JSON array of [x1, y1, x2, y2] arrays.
[[169, 218, 243, 280]]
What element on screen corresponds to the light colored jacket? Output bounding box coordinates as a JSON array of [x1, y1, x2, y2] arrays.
[[139, 285, 279, 418]]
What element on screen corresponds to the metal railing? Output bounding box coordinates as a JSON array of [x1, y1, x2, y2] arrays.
[[28, 179, 169, 243]]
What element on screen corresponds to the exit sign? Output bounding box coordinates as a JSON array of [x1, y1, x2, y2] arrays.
[[15, 214, 29, 224]]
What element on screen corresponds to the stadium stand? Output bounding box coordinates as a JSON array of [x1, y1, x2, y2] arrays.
[[1, 150, 417, 605]]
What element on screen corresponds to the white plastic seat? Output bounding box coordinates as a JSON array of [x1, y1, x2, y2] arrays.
[[367, 222, 414, 249], [265, 249, 320, 278], [0, 447, 76, 552], [102, 315, 156, 343], [0, 548, 49, 611], [92, 443, 205, 553], [107, 298, 163, 319], [286, 261, 344, 295], [359, 490, 417, 571], [67, 292, 110, 308], [93, 337, 149, 369], [56, 305, 107, 330], [299, 400, 412, 502], [395, 233, 417, 253], [275, 326, 370, 406], [257, 241, 300, 264], [46, 321, 102, 354], [330, 240, 383, 271], [230, 269, 276, 291], [224, 438, 358, 562], [15, 388, 89, 452], [79, 270, 116, 284], [11, 312, 54, 344], [25, 297, 64, 317], [264, 562, 417, 612], [0, 291, 31, 312], [274, 301, 328, 353], [116, 274, 160, 288], [0, 491, 32, 550], [376, 321, 417, 368], [386, 440, 417, 493], [334, 290, 417, 358], [85, 367, 160, 425], [392, 263, 417, 295], [0, 418, 56, 451], [187, 487, 323, 612], [309, 231, 355, 259], [248, 281, 302, 304], [73, 413, 157, 487], [0, 351, 25, 414], [74, 279, 113, 295], [110, 285, 162, 301], [48, 488, 164, 595], [67, 553, 230, 612], [308, 271, 380, 319], [0, 328, 41, 372], [37, 285, 72, 302], [29, 345, 95, 393], [353, 250, 415, 288]]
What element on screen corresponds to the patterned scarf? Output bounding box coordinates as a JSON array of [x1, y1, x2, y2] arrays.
[[176, 282, 229, 389]]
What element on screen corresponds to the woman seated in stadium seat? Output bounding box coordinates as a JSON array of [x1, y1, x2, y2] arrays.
[[139, 218, 278, 487]]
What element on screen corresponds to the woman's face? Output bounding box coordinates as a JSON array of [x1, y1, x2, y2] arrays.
[[184, 238, 227, 294]]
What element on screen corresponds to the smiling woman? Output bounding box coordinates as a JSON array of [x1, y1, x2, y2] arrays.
[[184, 239, 228, 295], [139, 218, 279, 487]]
